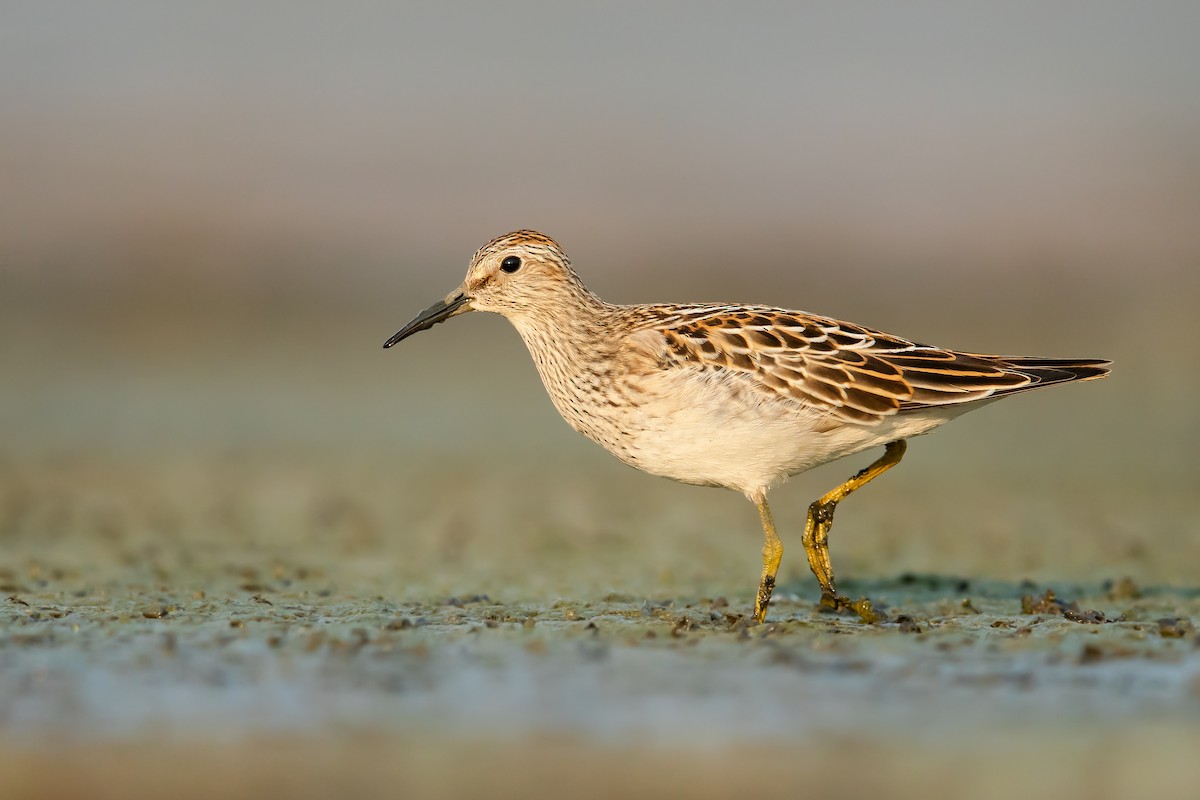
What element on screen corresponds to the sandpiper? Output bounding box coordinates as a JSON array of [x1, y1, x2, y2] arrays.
[[384, 230, 1110, 622]]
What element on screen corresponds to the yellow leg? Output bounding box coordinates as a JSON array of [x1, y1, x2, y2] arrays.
[[802, 440, 906, 612], [752, 494, 784, 623]]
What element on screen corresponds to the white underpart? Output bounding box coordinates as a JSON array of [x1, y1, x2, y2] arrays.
[[609, 365, 982, 498]]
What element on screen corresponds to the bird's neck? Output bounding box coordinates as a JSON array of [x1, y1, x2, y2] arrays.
[[508, 287, 615, 398]]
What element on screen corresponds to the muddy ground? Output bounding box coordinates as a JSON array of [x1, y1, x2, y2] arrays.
[[2, 306, 1199, 799]]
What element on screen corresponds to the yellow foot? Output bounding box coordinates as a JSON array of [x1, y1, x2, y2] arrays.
[[753, 575, 776, 623], [819, 593, 887, 624]]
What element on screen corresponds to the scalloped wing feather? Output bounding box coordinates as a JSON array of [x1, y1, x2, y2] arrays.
[[625, 305, 1081, 425]]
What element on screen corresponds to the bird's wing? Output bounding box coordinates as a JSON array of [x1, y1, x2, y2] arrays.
[[625, 305, 1030, 424]]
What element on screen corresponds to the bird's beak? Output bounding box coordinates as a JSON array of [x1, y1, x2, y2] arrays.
[[382, 290, 473, 348]]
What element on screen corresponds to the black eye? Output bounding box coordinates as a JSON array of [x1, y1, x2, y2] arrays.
[[500, 256, 521, 273]]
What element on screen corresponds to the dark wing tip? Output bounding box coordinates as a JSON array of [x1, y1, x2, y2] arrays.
[[998, 357, 1112, 384]]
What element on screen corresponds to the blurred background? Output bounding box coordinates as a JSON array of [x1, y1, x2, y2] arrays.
[[4, 1, 1197, 568], [3, 2, 1197, 458], [2, 3, 1200, 796]]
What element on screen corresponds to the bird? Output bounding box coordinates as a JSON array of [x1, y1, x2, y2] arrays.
[[383, 230, 1110, 623]]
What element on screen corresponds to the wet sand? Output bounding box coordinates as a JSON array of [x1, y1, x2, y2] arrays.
[[2, 305, 1199, 799]]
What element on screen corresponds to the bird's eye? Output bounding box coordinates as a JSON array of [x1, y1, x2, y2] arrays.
[[500, 256, 521, 273]]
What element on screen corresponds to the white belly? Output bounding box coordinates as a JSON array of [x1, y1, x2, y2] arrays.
[[572, 368, 971, 498]]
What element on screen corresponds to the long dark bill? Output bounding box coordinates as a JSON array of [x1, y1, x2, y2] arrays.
[[382, 292, 471, 348]]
